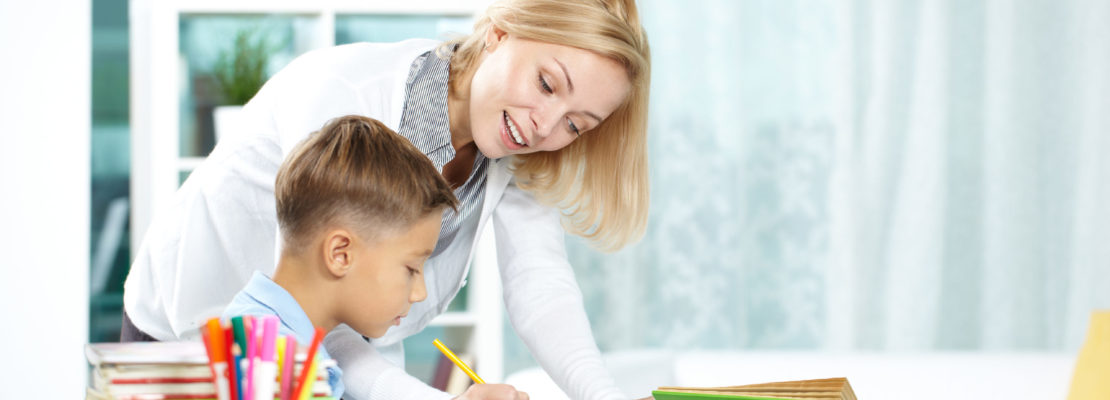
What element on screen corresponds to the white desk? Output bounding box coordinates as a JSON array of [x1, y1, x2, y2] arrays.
[[505, 350, 1076, 399]]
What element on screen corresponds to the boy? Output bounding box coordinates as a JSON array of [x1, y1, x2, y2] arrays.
[[221, 115, 455, 399]]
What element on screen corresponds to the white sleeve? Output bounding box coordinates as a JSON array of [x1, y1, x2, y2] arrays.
[[493, 184, 626, 400], [247, 53, 374, 157], [324, 325, 454, 400]]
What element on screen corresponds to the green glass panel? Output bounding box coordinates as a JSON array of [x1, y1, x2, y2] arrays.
[[178, 170, 192, 187], [90, 0, 131, 343], [446, 283, 469, 312], [335, 14, 474, 45], [178, 15, 315, 158]]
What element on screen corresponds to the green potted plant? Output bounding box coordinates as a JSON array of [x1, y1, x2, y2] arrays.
[[211, 28, 274, 142]]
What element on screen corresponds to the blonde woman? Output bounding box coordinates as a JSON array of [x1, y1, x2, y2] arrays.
[[123, 0, 651, 399]]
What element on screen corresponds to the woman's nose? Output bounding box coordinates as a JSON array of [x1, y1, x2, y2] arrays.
[[530, 104, 563, 139]]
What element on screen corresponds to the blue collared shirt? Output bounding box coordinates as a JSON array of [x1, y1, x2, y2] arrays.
[[223, 271, 345, 398]]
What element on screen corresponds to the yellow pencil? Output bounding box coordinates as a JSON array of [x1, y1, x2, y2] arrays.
[[432, 338, 485, 384]]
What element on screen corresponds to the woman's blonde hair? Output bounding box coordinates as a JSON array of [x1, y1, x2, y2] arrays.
[[444, 0, 651, 252]]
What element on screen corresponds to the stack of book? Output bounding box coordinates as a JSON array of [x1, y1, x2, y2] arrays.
[[652, 377, 857, 400], [85, 340, 335, 399]]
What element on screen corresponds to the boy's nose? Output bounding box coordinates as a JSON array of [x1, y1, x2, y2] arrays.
[[410, 275, 427, 303]]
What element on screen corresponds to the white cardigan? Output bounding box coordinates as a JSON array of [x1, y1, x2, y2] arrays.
[[123, 39, 624, 400]]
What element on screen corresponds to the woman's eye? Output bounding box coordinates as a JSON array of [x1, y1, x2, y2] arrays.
[[539, 74, 553, 94], [567, 118, 580, 136]]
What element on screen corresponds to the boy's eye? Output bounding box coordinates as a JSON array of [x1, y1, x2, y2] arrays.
[[539, 74, 553, 94], [406, 266, 418, 276]]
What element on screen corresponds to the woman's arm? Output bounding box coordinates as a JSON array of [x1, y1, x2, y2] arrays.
[[324, 325, 454, 400], [493, 183, 626, 400], [326, 326, 531, 400]]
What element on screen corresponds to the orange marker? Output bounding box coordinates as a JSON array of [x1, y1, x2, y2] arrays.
[[292, 327, 325, 400], [206, 318, 232, 400]]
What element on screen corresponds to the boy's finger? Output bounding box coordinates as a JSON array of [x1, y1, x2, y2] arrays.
[[517, 391, 529, 400]]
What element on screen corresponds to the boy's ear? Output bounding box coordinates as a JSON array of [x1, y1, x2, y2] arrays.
[[322, 229, 353, 278]]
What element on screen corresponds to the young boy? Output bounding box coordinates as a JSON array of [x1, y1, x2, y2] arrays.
[[221, 115, 457, 399]]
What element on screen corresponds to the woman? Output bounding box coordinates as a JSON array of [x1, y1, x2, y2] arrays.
[[122, 0, 650, 399]]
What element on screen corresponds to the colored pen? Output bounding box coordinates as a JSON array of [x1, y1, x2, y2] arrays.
[[231, 316, 248, 356], [297, 353, 321, 400], [433, 338, 485, 384], [293, 327, 325, 400], [231, 316, 247, 400], [275, 336, 286, 400], [280, 334, 297, 400], [245, 316, 257, 400], [206, 319, 232, 400], [254, 316, 279, 400], [223, 327, 239, 400]]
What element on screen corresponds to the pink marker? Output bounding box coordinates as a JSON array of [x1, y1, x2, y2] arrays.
[[280, 334, 297, 400], [245, 316, 256, 400], [254, 316, 279, 400]]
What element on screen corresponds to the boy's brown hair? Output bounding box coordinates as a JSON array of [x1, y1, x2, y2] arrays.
[[275, 115, 458, 251]]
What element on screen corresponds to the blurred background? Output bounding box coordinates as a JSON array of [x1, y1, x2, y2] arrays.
[[2, 0, 1109, 398]]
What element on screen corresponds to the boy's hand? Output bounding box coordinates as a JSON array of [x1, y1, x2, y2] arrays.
[[453, 383, 529, 400]]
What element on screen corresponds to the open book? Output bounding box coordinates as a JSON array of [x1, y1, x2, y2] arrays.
[[652, 377, 856, 400]]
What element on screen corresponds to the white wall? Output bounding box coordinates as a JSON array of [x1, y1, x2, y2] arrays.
[[0, 0, 91, 398]]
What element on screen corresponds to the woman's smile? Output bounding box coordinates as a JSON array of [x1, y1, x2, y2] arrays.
[[502, 110, 529, 149]]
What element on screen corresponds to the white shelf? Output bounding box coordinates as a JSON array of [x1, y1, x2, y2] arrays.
[[428, 311, 479, 327], [177, 157, 206, 172]]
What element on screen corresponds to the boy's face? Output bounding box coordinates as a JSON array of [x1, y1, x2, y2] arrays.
[[340, 213, 440, 338]]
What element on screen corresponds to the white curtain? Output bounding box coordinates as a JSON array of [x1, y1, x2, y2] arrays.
[[826, 0, 1110, 350], [505, 0, 1110, 371]]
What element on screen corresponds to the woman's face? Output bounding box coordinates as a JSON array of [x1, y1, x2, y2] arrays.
[[467, 28, 632, 159]]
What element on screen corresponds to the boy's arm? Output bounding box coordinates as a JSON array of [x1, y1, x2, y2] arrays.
[[493, 183, 627, 400], [323, 325, 454, 400]]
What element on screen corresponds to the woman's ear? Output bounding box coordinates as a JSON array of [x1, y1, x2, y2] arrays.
[[322, 229, 353, 278], [484, 24, 508, 52]]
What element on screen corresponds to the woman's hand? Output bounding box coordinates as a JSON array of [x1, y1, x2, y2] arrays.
[[453, 383, 530, 400]]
